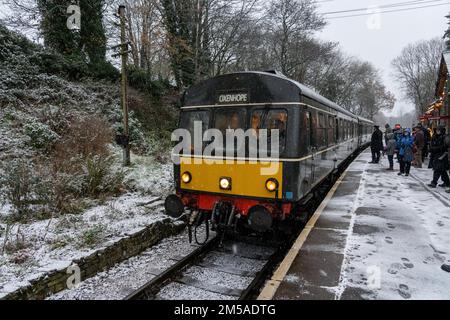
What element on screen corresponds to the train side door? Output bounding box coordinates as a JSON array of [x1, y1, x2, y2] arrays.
[[305, 111, 316, 182], [358, 121, 362, 146]]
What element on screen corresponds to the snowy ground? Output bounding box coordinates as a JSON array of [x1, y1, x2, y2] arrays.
[[327, 152, 450, 299], [50, 230, 275, 301], [0, 157, 175, 298], [273, 151, 450, 300], [49, 230, 199, 300]]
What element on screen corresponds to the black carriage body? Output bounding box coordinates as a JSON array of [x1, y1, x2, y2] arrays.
[[177, 71, 373, 203]]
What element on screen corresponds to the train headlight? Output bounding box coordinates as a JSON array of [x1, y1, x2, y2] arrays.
[[181, 172, 192, 184], [219, 177, 232, 190], [265, 178, 279, 192]]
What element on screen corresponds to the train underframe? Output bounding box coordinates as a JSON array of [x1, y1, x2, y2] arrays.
[[165, 188, 323, 244]]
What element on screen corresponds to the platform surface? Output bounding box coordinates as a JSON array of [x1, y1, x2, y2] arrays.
[[260, 150, 450, 300]]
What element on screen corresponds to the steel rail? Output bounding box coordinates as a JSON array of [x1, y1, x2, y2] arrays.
[[125, 236, 220, 300]]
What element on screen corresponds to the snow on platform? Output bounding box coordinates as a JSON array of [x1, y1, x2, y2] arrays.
[[266, 150, 450, 300]]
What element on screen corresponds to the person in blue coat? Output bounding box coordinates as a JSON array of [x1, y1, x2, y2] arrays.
[[397, 128, 414, 176]]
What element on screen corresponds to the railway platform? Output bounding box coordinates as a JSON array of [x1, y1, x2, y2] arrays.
[[259, 150, 450, 300]]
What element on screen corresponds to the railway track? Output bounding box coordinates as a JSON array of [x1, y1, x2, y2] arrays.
[[124, 235, 288, 300]]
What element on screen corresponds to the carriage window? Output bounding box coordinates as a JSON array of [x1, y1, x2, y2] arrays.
[[345, 120, 349, 140], [251, 109, 288, 154], [180, 110, 210, 132], [346, 121, 349, 139], [179, 110, 210, 154], [318, 113, 326, 147], [214, 109, 246, 134], [305, 111, 312, 149], [335, 118, 339, 142], [328, 116, 335, 144]]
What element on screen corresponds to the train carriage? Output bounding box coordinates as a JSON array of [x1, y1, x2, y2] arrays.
[[165, 71, 373, 236]]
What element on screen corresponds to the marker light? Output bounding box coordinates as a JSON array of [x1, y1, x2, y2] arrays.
[[266, 179, 279, 192], [181, 172, 192, 184], [219, 177, 232, 190]]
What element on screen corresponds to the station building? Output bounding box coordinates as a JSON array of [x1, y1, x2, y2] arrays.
[[421, 51, 450, 132]]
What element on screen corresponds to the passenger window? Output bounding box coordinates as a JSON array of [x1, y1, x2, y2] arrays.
[[318, 113, 326, 147], [305, 111, 312, 149], [335, 118, 339, 142], [214, 109, 246, 134], [251, 109, 288, 154], [328, 116, 334, 144], [180, 110, 210, 154]]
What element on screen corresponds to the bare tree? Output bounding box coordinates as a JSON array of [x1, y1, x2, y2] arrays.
[[266, 0, 325, 77], [392, 37, 445, 116], [121, 0, 170, 77], [1, 0, 41, 41], [306, 47, 395, 119]]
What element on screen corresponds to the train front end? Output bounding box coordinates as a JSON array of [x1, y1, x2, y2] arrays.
[[164, 72, 301, 237]]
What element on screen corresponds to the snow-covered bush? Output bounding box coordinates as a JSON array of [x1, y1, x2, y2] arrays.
[[79, 224, 107, 248], [82, 155, 125, 197], [23, 119, 59, 150], [0, 160, 50, 221], [53, 115, 113, 159]]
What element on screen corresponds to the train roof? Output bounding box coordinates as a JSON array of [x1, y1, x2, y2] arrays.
[[255, 71, 356, 118], [183, 71, 373, 123]]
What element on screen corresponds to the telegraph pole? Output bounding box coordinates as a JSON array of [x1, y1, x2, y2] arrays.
[[118, 5, 130, 166]]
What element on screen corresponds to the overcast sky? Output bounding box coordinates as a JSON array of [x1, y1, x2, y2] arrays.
[[316, 0, 449, 116]]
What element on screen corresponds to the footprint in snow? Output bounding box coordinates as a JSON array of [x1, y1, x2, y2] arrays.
[[385, 236, 394, 244], [398, 284, 411, 299], [437, 221, 444, 227], [388, 263, 403, 274], [387, 223, 396, 230], [401, 258, 414, 269]]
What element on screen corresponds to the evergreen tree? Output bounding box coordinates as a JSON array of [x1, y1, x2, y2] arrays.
[[80, 0, 107, 64], [161, 0, 196, 88], [37, 0, 106, 64], [37, 0, 80, 56]]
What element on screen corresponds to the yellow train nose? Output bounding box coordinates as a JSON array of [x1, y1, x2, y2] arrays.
[[179, 157, 283, 199]]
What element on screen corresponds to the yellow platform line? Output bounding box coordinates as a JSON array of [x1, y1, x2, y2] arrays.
[[257, 168, 350, 300]]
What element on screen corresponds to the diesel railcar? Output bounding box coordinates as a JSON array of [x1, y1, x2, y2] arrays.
[[165, 71, 372, 237]]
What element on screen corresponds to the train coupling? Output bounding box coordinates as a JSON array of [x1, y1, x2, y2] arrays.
[[211, 201, 239, 233]]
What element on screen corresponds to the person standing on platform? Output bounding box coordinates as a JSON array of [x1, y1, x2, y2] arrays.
[[385, 123, 393, 145], [445, 132, 450, 194], [398, 128, 414, 176], [429, 128, 437, 169], [419, 123, 431, 162], [369, 125, 383, 164], [428, 125, 450, 188], [386, 133, 397, 171], [413, 126, 424, 168]]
